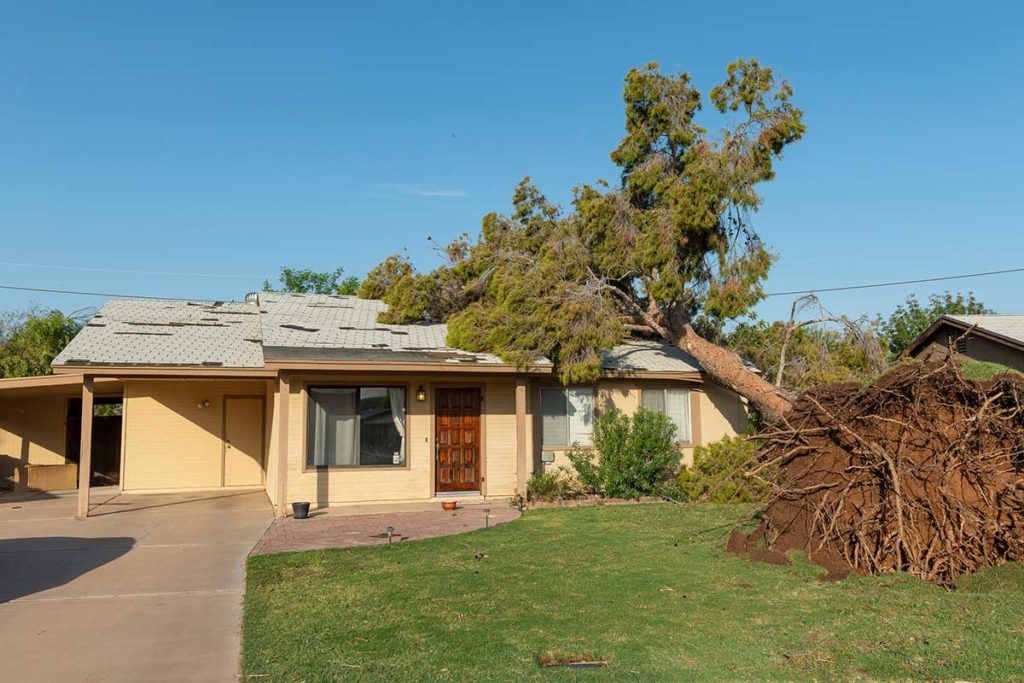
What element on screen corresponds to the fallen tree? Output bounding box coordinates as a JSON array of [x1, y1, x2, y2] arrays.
[[735, 358, 1024, 587]]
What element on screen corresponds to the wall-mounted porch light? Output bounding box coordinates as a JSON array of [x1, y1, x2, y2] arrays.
[[197, 399, 211, 409], [415, 385, 427, 402]]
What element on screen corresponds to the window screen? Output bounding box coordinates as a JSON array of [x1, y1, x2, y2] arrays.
[[541, 387, 594, 446], [642, 388, 692, 443]]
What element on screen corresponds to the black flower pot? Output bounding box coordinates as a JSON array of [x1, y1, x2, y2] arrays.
[[292, 502, 311, 519]]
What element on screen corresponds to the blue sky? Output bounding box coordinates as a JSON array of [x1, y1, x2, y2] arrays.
[[2, 1, 1022, 323]]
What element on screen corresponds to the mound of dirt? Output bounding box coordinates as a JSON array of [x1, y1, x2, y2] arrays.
[[738, 360, 1024, 587]]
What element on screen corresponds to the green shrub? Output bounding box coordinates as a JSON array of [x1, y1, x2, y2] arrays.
[[526, 466, 582, 502], [675, 435, 768, 503], [567, 407, 681, 499]]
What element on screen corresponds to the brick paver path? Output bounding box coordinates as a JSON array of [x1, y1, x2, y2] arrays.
[[251, 503, 520, 555]]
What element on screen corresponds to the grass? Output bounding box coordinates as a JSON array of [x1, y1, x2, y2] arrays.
[[243, 504, 1024, 681], [958, 357, 1023, 381]]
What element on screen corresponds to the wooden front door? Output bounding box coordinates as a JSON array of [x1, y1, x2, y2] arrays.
[[435, 388, 481, 493], [223, 397, 264, 487]]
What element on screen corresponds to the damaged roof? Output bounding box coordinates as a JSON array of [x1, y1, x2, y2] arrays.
[[52, 299, 264, 368], [53, 292, 703, 374]]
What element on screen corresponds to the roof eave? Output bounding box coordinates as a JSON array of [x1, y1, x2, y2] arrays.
[[906, 315, 1024, 357]]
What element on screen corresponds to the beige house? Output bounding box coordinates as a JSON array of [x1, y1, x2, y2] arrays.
[[0, 293, 748, 518]]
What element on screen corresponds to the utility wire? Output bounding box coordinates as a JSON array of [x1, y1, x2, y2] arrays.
[[0, 284, 198, 301], [764, 266, 1024, 297], [2, 265, 1023, 302]]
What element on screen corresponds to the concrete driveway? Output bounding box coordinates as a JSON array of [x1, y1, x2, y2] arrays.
[[0, 488, 272, 682]]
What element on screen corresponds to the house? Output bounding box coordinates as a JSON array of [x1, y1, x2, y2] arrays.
[[0, 293, 749, 518], [906, 314, 1024, 372]]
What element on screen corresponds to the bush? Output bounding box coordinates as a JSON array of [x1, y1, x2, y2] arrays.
[[567, 407, 681, 499], [675, 435, 768, 503], [526, 467, 583, 502]]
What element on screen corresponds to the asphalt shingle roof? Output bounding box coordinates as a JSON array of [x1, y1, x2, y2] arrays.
[[53, 292, 705, 374], [946, 314, 1024, 345], [52, 299, 264, 368]]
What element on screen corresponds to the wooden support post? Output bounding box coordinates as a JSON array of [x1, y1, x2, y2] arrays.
[[515, 378, 528, 498], [76, 376, 94, 520], [275, 373, 290, 518]]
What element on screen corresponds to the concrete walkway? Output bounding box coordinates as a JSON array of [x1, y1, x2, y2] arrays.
[[0, 488, 272, 682], [253, 501, 520, 555]]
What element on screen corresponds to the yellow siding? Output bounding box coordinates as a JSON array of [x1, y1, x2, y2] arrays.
[[122, 379, 266, 492], [483, 381, 517, 496], [0, 396, 69, 480], [282, 376, 522, 507], [538, 378, 749, 470]]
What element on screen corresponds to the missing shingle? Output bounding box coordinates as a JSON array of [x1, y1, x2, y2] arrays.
[[280, 323, 319, 332], [371, 343, 389, 348], [390, 330, 409, 336]]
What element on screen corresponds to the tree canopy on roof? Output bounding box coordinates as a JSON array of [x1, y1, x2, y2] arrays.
[[363, 59, 805, 421]]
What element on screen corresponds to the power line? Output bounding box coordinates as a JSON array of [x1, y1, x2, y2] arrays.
[[0, 284, 197, 301], [0, 261, 261, 279], [764, 266, 1024, 297], [2, 264, 1023, 304]]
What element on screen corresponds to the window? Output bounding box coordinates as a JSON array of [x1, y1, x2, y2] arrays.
[[642, 388, 692, 444], [307, 386, 407, 467], [541, 387, 594, 447]]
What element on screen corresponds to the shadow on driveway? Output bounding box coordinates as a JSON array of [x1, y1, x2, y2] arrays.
[[0, 536, 133, 603]]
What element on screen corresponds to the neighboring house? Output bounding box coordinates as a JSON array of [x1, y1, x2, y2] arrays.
[[906, 314, 1024, 372], [0, 293, 748, 517]]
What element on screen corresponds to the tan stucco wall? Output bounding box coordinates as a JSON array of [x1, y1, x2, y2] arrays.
[[0, 395, 69, 480], [536, 378, 749, 472], [121, 379, 267, 492], [282, 376, 521, 507]]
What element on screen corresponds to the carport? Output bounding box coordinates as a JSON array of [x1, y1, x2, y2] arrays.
[[0, 374, 124, 515]]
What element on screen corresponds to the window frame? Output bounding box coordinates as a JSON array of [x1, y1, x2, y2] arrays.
[[540, 385, 596, 449], [640, 386, 694, 446], [304, 383, 410, 471]]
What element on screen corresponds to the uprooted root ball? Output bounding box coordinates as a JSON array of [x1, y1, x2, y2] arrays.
[[740, 360, 1024, 587]]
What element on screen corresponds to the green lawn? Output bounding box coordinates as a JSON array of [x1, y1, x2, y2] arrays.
[[243, 504, 1024, 681]]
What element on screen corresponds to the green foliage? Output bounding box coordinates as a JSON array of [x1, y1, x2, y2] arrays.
[[263, 267, 360, 295], [568, 407, 681, 499], [0, 309, 82, 378], [727, 319, 886, 392], [881, 291, 991, 358], [363, 60, 804, 387], [358, 253, 414, 300], [526, 466, 582, 502], [675, 435, 768, 503]]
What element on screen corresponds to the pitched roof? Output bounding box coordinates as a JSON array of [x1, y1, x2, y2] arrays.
[[257, 293, 508, 365], [600, 339, 702, 373], [53, 292, 705, 375], [52, 299, 264, 368], [945, 314, 1024, 346]]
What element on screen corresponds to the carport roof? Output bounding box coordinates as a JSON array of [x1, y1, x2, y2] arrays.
[[51, 293, 706, 375]]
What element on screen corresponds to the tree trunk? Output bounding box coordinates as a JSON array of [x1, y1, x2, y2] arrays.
[[671, 323, 794, 423]]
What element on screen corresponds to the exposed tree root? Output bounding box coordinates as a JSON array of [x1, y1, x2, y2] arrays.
[[742, 358, 1024, 587]]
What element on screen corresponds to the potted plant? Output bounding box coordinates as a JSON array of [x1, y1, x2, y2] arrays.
[[292, 501, 311, 519]]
